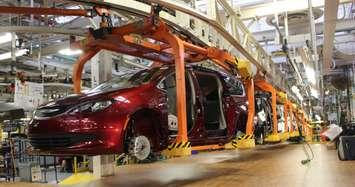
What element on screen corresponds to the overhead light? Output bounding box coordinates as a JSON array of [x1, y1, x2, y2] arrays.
[[305, 66, 316, 85], [55, 16, 76, 24], [0, 49, 28, 61], [291, 85, 303, 102], [54, 5, 80, 24], [0, 32, 13, 45], [311, 87, 319, 98], [58, 48, 82, 56]]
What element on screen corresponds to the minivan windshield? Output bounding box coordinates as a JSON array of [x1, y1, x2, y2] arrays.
[[88, 68, 161, 93]]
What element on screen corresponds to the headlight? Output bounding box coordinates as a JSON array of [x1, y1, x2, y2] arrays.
[[91, 100, 113, 112], [70, 100, 114, 114]]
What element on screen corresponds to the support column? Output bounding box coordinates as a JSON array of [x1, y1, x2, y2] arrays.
[[265, 88, 281, 142], [91, 50, 115, 178], [91, 50, 112, 88], [283, 102, 289, 132], [245, 79, 255, 135], [236, 79, 255, 149], [271, 89, 278, 135], [159, 31, 191, 157]]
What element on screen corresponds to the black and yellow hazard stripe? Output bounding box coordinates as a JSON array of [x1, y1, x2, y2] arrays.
[[231, 139, 238, 148], [167, 141, 191, 151], [237, 134, 254, 141]]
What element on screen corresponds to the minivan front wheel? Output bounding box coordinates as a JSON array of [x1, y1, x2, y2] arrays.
[[257, 132, 264, 145], [124, 117, 154, 162], [128, 135, 151, 161]]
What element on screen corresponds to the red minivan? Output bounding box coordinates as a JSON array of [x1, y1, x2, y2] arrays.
[[28, 65, 248, 160]]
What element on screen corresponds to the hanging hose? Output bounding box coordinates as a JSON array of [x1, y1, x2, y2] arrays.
[[298, 126, 315, 165], [301, 141, 315, 165]]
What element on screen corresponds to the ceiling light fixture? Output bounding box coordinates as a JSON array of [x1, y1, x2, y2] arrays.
[[291, 85, 304, 102], [305, 66, 316, 85], [0, 49, 28, 61], [0, 32, 13, 45], [58, 48, 83, 56], [310, 87, 319, 98]]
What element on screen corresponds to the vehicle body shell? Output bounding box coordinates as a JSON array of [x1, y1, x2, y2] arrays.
[[28, 66, 248, 155]]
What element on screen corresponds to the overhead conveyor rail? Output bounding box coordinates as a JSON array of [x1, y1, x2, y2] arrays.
[[69, 0, 299, 98], [0, 0, 299, 102]]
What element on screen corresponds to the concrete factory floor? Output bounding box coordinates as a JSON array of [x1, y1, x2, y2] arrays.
[[3, 143, 355, 187]]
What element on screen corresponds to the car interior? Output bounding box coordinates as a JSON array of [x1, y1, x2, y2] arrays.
[[194, 71, 227, 137], [159, 73, 195, 134], [255, 93, 273, 135]]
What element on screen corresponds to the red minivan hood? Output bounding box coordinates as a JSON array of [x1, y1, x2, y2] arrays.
[[41, 86, 143, 108]]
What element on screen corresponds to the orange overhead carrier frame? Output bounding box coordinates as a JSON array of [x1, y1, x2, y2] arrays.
[[70, 6, 255, 155], [0, 3, 257, 155]]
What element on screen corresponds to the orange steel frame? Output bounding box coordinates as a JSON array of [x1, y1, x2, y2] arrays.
[[254, 80, 278, 135], [70, 12, 246, 144], [283, 101, 288, 132], [0, 4, 258, 149], [3, 5, 314, 147], [245, 79, 255, 135]]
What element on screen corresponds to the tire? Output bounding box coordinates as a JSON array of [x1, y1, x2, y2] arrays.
[[254, 125, 264, 145], [259, 133, 264, 145], [124, 119, 153, 162], [338, 138, 347, 161]]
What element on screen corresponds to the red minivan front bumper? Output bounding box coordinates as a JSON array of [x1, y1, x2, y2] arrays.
[[28, 111, 129, 155]]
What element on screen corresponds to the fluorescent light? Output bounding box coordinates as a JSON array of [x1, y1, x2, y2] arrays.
[[311, 88, 319, 98], [291, 85, 303, 102], [58, 48, 82, 56], [55, 16, 77, 24], [54, 6, 80, 24], [305, 66, 316, 85], [0, 49, 28, 61], [0, 32, 13, 45]]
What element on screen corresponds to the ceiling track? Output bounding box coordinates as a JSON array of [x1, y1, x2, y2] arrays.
[[0, 26, 85, 36], [68, 0, 300, 97], [0, 0, 300, 102]]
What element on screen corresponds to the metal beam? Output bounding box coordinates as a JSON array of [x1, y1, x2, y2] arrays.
[[240, 0, 352, 20], [0, 6, 91, 17], [30, 43, 70, 58], [252, 19, 355, 42], [0, 26, 85, 36], [323, 0, 340, 72], [71, 0, 282, 82]]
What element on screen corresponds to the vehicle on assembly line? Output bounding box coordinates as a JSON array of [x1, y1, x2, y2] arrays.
[[28, 65, 248, 160]]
